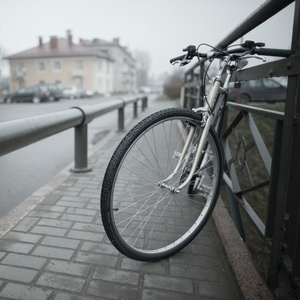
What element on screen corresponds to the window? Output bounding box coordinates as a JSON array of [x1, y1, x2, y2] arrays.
[[53, 61, 61, 72], [106, 61, 110, 73], [98, 79, 102, 89], [98, 60, 102, 71], [16, 63, 24, 72], [76, 60, 83, 69], [38, 62, 45, 72]]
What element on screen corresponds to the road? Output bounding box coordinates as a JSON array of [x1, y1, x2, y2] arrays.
[[0, 96, 148, 219]]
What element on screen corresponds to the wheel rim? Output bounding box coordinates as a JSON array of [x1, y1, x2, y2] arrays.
[[109, 116, 221, 256]]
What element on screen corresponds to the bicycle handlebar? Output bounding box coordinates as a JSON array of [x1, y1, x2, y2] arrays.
[[170, 40, 292, 65]]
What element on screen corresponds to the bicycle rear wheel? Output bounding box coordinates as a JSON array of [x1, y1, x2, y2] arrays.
[[101, 108, 223, 261]]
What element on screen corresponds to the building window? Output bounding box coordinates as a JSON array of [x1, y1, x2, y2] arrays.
[[17, 63, 24, 72], [53, 61, 61, 72], [38, 62, 45, 72], [98, 60, 102, 71], [98, 79, 102, 89], [106, 61, 110, 73], [76, 60, 83, 69]]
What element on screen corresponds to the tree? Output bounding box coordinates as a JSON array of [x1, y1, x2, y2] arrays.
[[135, 50, 151, 88]]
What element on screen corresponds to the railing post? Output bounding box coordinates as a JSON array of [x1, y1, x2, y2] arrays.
[[142, 96, 147, 111], [70, 124, 92, 173], [133, 101, 138, 118], [118, 106, 125, 131]]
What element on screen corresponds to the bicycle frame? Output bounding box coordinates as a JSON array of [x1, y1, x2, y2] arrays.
[[160, 56, 233, 193]]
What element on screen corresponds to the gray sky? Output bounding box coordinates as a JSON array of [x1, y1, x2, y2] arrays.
[[0, 0, 295, 78]]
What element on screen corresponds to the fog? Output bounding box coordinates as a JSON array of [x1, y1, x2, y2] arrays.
[[0, 0, 295, 78]]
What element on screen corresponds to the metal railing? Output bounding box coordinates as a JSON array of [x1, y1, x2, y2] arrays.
[[182, 0, 299, 296], [0, 95, 147, 172]]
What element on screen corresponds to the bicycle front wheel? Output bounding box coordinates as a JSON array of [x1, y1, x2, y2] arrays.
[[101, 108, 223, 261]]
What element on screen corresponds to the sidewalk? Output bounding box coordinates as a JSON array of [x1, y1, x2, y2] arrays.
[[0, 98, 242, 300]]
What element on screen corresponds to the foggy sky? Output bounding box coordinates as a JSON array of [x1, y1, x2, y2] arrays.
[[0, 0, 295, 77]]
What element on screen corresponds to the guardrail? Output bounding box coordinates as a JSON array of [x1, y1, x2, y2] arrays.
[[0, 95, 147, 172], [182, 0, 299, 296]]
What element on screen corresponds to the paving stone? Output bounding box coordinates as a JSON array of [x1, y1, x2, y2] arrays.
[[67, 230, 103, 242], [197, 281, 240, 300], [42, 194, 62, 205], [0, 265, 37, 283], [12, 217, 39, 232], [93, 266, 139, 285], [3, 231, 43, 243], [72, 222, 101, 232], [143, 274, 194, 294], [142, 289, 195, 300], [75, 251, 118, 267], [60, 196, 90, 203], [53, 190, 79, 197], [32, 246, 74, 260], [60, 213, 94, 223], [56, 200, 85, 208], [65, 208, 97, 216], [45, 260, 91, 277], [1, 253, 47, 269], [0, 240, 34, 254], [41, 236, 81, 249], [54, 293, 95, 300], [121, 257, 167, 275], [35, 204, 66, 212], [37, 218, 73, 228], [30, 225, 67, 237], [0, 283, 53, 300], [29, 210, 61, 219], [81, 241, 119, 255], [87, 280, 138, 299], [36, 272, 85, 292]]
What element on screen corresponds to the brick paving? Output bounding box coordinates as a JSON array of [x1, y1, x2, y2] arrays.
[[0, 98, 242, 299]]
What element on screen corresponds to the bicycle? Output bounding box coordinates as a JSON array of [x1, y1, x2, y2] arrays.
[[101, 41, 291, 261]]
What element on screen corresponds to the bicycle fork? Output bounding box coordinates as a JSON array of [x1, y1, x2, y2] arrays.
[[158, 113, 214, 194]]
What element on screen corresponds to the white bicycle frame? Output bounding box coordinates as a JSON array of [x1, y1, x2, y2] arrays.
[[159, 56, 233, 193]]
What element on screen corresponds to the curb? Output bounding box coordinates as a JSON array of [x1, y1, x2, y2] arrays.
[[212, 197, 274, 299]]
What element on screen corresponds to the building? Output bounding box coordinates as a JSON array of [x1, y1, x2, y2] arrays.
[[80, 37, 136, 94], [6, 30, 136, 95]]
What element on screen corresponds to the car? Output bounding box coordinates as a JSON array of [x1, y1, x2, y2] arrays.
[[62, 86, 80, 99], [4, 85, 52, 103], [39, 83, 63, 101], [227, 78, 287, 103]]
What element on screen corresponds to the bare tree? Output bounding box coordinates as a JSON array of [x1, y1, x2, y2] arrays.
[[134, 50, 151, 88]]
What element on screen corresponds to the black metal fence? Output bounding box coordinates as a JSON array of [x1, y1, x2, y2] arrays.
[[182, 0, 299, 296]]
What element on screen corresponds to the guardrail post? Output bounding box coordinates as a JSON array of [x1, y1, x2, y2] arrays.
[[142, 96, 147, 111], [134, 101, 138, 118], [118, 105, 125, 131], [70, 124, 92, 173]]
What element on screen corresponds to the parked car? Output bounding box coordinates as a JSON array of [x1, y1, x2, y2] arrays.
[[39, 83, 63, 101], [4, 85, 52, 103], [77, 89, 95, 98], [227, 78, 287, 103], [62, 86, 80, 99]]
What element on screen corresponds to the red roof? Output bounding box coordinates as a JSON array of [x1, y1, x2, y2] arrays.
[[6, 37, 114, 61]]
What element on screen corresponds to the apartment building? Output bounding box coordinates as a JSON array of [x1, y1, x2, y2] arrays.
[[6, 31, 136, 94]]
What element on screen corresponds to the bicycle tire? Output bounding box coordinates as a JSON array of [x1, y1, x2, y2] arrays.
[[101, 108, 223, 261]]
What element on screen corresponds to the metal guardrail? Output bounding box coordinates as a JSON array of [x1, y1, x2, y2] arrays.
[[182, 0, 299, 296], [0, 95, 147, 172]]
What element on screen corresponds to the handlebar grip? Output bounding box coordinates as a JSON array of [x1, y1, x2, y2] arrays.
[[170, 54, 186, 64], [254, 48, 291, 58]]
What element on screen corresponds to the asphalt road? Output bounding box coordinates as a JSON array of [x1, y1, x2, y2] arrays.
[[0, 96, 144, 219]]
